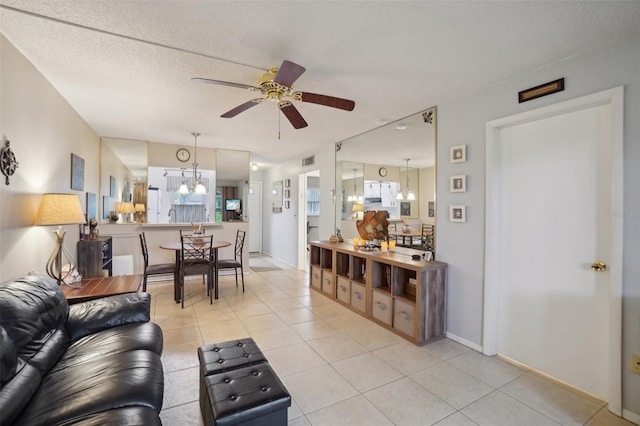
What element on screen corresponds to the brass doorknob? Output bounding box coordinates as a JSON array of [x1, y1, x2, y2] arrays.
[[591, 261, 607, 272]]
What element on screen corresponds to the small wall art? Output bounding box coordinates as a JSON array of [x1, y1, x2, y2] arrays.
[[102, 195, 110, 219], [428, 201, 435, 218], [86, 192, 97, 220], [285, 189, 290, 199], [70, 153, 85, 191], [450, 145, 466, 163], [285, 200, 290, 209], [284, 178, 290, 188], [110, 176, 116, 197], [449, 205, 466, 223], [450, 175, 466, 192]]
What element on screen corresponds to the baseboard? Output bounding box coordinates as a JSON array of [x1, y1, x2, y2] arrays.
[[445, 332, 483, 352], [622, 409, 640, 425]]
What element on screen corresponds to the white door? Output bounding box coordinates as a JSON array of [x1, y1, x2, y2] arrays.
[[249, 181, 262, 253], [484, 88, 623, 410]]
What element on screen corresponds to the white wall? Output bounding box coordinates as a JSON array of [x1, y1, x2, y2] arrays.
[[261, 149, 335, 268], [0, 35, 101, 282], [436, 32, 640, 417]]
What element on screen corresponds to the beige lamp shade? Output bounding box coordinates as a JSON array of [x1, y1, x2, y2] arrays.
[[35, 193, 85, 225], [134, 203, 146, 212], [352, 204, 364, 212], [118, 202, 136, 214]]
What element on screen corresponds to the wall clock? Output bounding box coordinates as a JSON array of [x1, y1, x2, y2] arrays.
[[378, 167, 387, 177], [1, 140, 19, 185], [176, 148, 190, 162]]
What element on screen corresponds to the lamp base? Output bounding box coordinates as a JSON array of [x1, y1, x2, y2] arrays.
[[46, 227, 83, 288]]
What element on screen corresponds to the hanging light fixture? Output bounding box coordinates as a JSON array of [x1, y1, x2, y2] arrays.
[[192, 132, 207, 194], [397, 158, 416, 201], [347, 168, 360, 202], [178, 169, 189, 194]]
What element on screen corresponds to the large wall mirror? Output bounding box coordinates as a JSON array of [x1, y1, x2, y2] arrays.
[[101, 138, 249, 224], [335, 107, 437, 250]]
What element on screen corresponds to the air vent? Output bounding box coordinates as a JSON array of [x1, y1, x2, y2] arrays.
[[302, 155, 315, 167]]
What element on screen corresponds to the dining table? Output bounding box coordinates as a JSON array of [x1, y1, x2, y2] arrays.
[[388, 230, 422, 248], [160, 240, 231, 302]]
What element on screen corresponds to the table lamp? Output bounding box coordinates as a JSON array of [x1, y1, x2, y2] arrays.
[[35, 193, 85, 287], [134, 203, 146, 223], [117, 201, 136, 223]]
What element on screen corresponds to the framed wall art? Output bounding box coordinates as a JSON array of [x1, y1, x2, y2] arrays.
[[70, 153, 85, 191], [86, 192, 97, 220], [284, 179, 291, 188], [102, 195, 110, 219], [285, 200, 290, 209], [450, 175, 466, 192], [449, 205, 466, 223], [284, 189, 290, 199], [450, 145, 466, 163], [110, 176, 116, 197]]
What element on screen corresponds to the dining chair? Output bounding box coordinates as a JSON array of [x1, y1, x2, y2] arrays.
[[387, 222, 399, 244], [139, 232, 176, 292], [179, 233, 214, 308], [421, 224, 435, 252], [217, 230, 246, 292]]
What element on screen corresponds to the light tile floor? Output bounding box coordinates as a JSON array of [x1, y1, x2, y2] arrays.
[[148, 257, 635, 426]]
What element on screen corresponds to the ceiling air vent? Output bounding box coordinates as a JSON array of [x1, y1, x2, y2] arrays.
[[302, 155, 315, 167]]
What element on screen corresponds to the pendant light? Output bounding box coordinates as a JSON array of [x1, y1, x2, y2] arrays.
[[178, 169, 189, 194], [192, 132, 207, 194], [397, 158, 415, 201]]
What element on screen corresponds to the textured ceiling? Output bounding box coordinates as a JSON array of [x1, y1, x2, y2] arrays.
[[1, 1, 639, 168]]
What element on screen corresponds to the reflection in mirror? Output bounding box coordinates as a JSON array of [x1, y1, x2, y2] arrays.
[[272, 181, 283, 212], [147, 166, 215, 223], [216, 149, 250, 222], [335, 107, 436, 251], [101, 138, 148, 224]]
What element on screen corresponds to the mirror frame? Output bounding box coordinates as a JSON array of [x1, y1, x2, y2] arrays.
[[334, 107, 437, 246]]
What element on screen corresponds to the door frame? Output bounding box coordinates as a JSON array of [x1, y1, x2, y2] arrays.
[[483, 86, 623, 414], [249, 181, 262, 253]]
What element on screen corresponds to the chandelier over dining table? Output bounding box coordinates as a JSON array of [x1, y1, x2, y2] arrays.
[[178, 132, 207, 195]]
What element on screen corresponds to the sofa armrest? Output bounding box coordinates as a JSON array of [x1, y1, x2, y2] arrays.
[[66, 292, 151, 342]]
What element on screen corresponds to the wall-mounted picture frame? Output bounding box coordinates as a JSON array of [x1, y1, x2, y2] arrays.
[[428, 201, 435, 218], [400, 202, 411, 216], [285, 200, 290, 209], [284, 189, 290, 199], [110, 176, 116, 197], [102, 195, 110, 219], [449, 205, 466, 223], [70, 153, 85, 191], [450, 145, 466, 163], [86, 192, 97, 220], [284, 178, 290, 188], [450, 175, 467, 192]]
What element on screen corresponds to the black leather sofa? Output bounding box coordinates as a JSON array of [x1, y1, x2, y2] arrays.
[[0, 274, 164, 425]]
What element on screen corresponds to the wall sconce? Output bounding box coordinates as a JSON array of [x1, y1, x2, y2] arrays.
[[251, 162, 258, 171]]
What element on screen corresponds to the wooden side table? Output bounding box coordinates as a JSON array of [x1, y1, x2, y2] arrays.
[[62, 274, 142, 305]]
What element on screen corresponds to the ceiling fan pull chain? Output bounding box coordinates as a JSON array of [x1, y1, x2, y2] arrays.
[[278, 107, 281, 140]]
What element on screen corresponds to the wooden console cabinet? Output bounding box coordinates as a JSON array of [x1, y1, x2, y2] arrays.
[[77, 236, 112, 278], [310, 241, 447, 345]]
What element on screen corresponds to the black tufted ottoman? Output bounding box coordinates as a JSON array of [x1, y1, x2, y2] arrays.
[[198, 338, 291, 426]]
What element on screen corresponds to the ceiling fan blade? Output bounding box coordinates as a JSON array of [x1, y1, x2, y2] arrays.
[[221, 98, 264, 118], [191, 77, 259, 91], [279, 101, 308, 129], [297, 92, 355, 111], [273, 60, 306, 87]]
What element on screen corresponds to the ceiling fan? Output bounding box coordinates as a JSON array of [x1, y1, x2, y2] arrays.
[[192, 60, 355, 129]]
